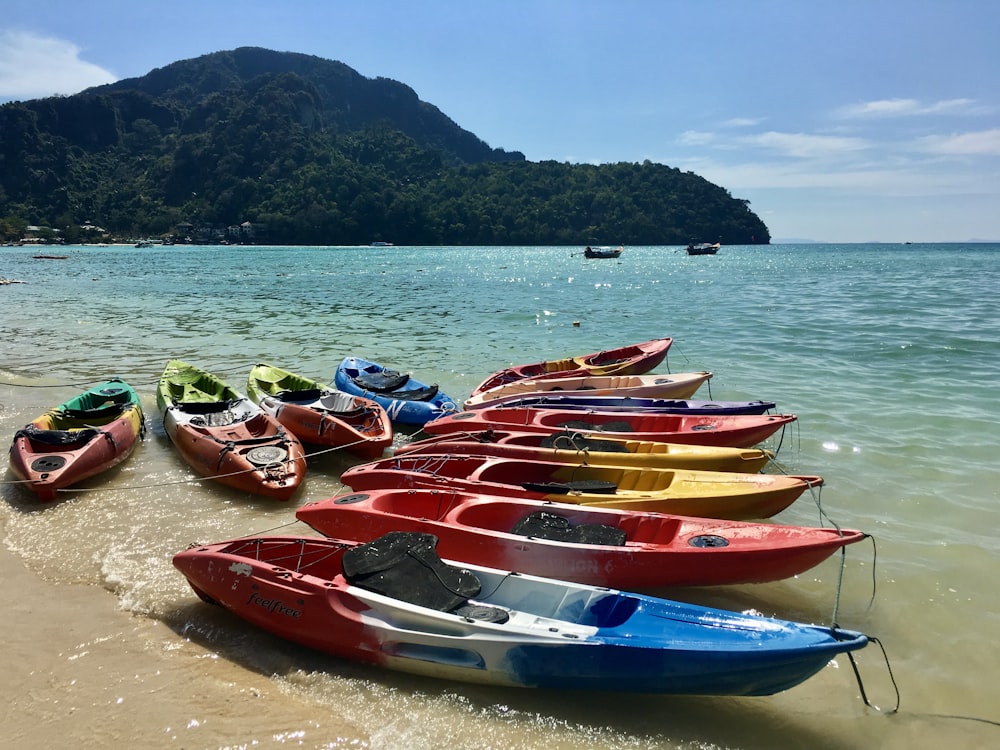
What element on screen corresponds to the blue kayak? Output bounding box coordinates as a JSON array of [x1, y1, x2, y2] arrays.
[[335, 356, 459, 426], [174, 532, 870, 696], [492, 394, 776, 415]]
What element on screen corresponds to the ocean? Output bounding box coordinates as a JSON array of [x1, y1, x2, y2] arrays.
[[1, 242, 998, 749]]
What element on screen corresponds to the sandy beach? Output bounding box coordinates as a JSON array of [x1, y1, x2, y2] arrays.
[[0, 535, 365, 747]]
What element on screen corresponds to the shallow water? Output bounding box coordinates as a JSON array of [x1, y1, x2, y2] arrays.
[[2, 242, 999, 748]]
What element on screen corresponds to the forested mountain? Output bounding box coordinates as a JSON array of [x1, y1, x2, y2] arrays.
[[0, 47, 770, 245]]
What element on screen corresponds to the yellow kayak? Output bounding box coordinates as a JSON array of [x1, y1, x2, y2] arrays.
[[342, 453, 820, 520], [395, 428, 774, 473]]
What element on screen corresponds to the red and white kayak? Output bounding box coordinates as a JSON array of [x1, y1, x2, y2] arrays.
[[464, 371, 712, 410], [173, 533, 869, 695]]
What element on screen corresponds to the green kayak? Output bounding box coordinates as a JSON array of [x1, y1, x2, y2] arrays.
[[247, 362, 393, 460], [156, 359, 306, 500]]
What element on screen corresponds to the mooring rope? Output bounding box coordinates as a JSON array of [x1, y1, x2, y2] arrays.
[[0, 361, 310, 393], [0, 435, 376, 495], [0, 380, 107, 389], [847, 636, 900, 714]]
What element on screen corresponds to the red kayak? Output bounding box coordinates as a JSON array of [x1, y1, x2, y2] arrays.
[[297, 488, 866, 588], [157, 360, 306, 500], [422, 408, 796, 448], [472, 336, 673, 395], [9, 378, 145, 501], [246, 363, 393, 460], [340, 453, 822, 520]]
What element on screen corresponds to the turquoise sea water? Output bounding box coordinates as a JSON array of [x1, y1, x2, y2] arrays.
[[2, 243, 999, 748]]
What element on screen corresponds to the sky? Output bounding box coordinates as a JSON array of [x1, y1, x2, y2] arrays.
[[2, 0, 998, 243]]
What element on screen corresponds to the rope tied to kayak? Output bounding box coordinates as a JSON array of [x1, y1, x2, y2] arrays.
[[390, 454, 452, 478], [846, 635, 900, 714], [0, 435, 378, 495]]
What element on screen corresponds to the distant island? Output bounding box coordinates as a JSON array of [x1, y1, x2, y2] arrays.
[[0, 47, 770, 247]]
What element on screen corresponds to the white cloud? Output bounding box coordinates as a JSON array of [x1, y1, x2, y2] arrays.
[[721, 117, 763, 128], [916, 128, 1000, 156], [677, 130, 715, 146], [676, 158, 902, 191], [0, 30, 117, 100], [677, 129, 869, 159], [838, 98, 979, 118], [922, 98, 979, 114], [740, 131, 869, 158], [673, 154, 994, 197], [841, 98, 921, 117]]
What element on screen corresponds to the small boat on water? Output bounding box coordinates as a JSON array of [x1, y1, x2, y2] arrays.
[[687, 242, 721, 255], [423, 408, 797, 448], [472, 336, 673, 395], [583, 245, 623, 259], [173, 532, 869, 695], [156, 360, 306, 500], [464, 371, 712, 410], [488, 394, 775, 415], [340, 453, 822, 520], [394, 429, 775, 472], [297, 488, 867, 588], [9, 378, 144, 501], [334, 356, 459, 427], [246, 363, 392, 460]]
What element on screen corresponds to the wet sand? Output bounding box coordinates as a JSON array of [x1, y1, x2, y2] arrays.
[[1, 535, 365, 747]]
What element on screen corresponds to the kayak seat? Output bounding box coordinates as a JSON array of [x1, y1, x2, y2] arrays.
[[471, 429, 502, 443], [94, 382, 133, 403], [15, 425, 99, 447], [274, 388, 324, 402], [317, 391, 365, 415], [541, 431, 629, 453], [342, 531, 509, 623], [585, 354, 628, 366], [189, 411, 241, 427], [352, 369, 410, 393], [176, 399, 246, 427], [352, 369, 440, 401], [175, 398, 241, 414], [380, 384, 439, 402], [511, 511, 627, 546], [60, 403, 127, 421]]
